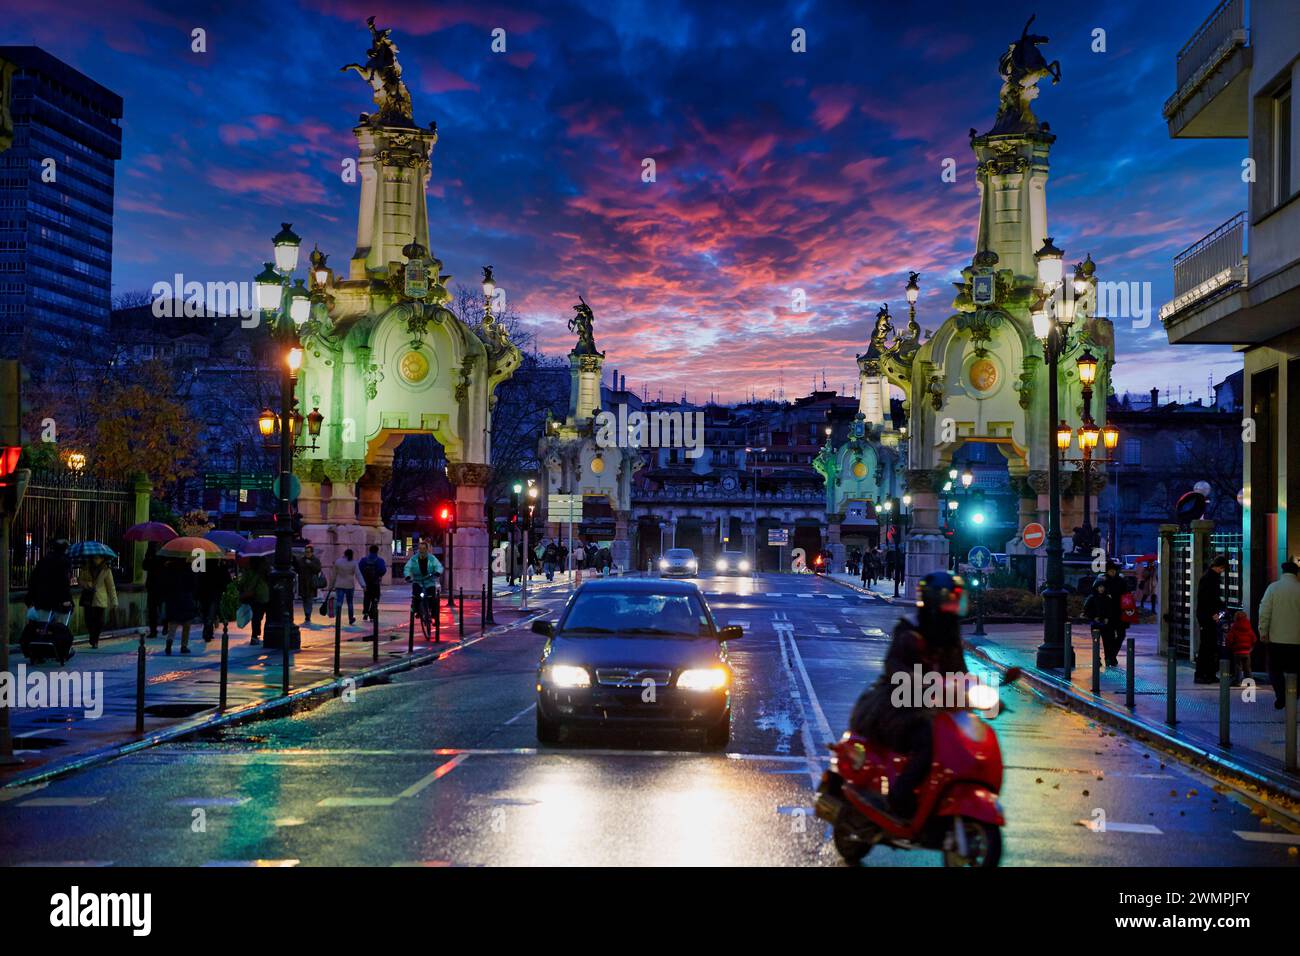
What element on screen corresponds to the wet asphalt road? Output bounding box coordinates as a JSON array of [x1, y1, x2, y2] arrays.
[[1, 573, 1297, 867]]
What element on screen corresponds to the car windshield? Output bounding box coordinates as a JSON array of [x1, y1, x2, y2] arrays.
[[562, 590, 712, 638], [667, 549, 694, 560]]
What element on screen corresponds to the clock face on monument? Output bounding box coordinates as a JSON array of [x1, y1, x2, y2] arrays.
[[722, 475, 737, 492]]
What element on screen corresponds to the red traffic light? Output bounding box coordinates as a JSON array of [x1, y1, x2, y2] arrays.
[[435, 502, 455, 528], [0, 445, 20, 481]]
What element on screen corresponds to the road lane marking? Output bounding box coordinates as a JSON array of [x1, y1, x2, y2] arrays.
[[504, 703, 537, 725], [317, 796, 399, 807], [782, 631, 835, 745], [169, 797, 251, 807], [16, 797, 104, 808], [202, 859, 300, 867], [1234, 830, 1300, 844], [815, 624, 840, 635], [1085, 822, 1163, 834], [399, 753, 470, 798], [13, 860, 114, 867]]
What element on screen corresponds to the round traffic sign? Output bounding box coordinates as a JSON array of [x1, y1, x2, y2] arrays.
[[1022, 522, 1046, 549], [273, 473, 301, 500], [967, 545, 993, 569]]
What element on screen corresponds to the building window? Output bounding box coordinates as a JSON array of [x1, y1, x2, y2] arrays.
[[1123, 438, 1141, 466], [1274, 85, 1293, 208]]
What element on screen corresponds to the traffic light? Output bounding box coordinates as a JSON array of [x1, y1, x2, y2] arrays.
[[1, 360, 30, 510], [435, 501, 456, 531], [1, 358, 29, 448], [968, 488, 987, 527]]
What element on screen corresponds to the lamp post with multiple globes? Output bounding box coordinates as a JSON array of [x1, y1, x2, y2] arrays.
[[253, 224, 322, 684], [1030, 239, 1099, 670]]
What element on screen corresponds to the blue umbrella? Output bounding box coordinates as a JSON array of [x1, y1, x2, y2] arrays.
[[68, 541, 118, 561], [205, 530, 248, 553]]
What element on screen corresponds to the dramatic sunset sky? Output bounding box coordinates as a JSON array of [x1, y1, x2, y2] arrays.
[[10, 0, 1246, 404]]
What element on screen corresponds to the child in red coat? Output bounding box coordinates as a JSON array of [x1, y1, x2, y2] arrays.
[[1224, 610, 1257, 686]]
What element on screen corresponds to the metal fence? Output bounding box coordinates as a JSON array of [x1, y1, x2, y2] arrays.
[[1168, 531, 1195, 657], [7, 470, 137, 589]]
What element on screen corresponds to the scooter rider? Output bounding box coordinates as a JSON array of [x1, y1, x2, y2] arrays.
[[849, 570, 969, 818], [403, 539, 444, 609]]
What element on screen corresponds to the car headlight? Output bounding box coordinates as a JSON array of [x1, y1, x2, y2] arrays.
[[738, 559, 751, 572], [716, 558, 728, 570], [688, 560, 697, 569], [677, 667, 729, 691], [659, 559, 669, 570], [548, 664, 591, 688]]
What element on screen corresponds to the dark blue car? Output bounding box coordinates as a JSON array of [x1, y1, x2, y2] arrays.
[[532, 578, 742, 749]]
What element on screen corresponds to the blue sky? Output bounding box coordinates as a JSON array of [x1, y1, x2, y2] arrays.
[[9, 0, 1246, 403]]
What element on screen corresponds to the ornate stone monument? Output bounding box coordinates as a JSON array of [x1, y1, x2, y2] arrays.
[[536, 300, 642, 567], [813, 326, 907, 566], [869, 20, 1112, 596], [293, 19, 521, 591]]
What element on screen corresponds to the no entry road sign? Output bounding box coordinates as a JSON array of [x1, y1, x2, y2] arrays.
[[1022, 522, 1046, 549]]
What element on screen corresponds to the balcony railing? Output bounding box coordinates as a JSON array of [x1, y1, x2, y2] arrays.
[[1161, 212, 1248, 320], [635, 486, 824, 504], [1164, 0, 1248, 117]]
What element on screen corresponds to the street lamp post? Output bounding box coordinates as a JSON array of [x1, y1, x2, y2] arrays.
[[745, 445, 766, 573], [1031, 240, 1095, 670], [254, 224, 315, 689]]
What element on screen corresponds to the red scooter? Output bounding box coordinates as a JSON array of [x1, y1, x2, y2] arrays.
[[815, 668, 1020, 867]]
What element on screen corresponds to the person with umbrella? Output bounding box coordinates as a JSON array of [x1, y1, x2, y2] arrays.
[[141, 541, 166, 638], [197, 557, 233, 643], [158, 556, 199, 654], [26, 538, 72, 614], [237, 556, 271, 645], [71, 543, 118, 649], [294, 543, 323, 626]]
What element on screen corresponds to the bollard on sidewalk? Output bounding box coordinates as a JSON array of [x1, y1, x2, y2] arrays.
[[334, 605, 343, 677], [1286, 674, 1297, 772], [1218, 655, 1232, 748], [219, 622, 230, 712], [408, 601, 415, 654], [1125, 633, 1135, 710], [458, 587, 465, 640], [134, 634, 146, 735], [1166, 643, 1178, 727], [434, 590, 441, 643], [481, 585, 487, 632], [1091, 626, 1101, 695], [372, 604, 379, 663]]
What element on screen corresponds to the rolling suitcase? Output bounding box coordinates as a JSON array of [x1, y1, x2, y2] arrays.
[[19, 608, 75, 665]]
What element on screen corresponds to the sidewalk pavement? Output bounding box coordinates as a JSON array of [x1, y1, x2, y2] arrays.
[[1, 580, 536, 789], [967, 621, 1300, 802], [827, 571, 904, 602]]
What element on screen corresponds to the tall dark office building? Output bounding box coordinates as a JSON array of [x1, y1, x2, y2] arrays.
[[0, 46, 122, 370]]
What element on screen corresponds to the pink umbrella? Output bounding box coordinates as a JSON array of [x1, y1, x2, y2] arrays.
[[123, 521, 178, 543]]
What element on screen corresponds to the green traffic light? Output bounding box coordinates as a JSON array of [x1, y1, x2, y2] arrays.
[[971, 511, 985, 525]]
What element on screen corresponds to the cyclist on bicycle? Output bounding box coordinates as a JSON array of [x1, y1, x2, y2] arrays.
[[404, 539, 444, 633]]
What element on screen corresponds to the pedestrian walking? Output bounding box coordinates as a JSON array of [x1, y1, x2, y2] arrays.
[[573, 541, 586, 570], [196, 560, 232, 643], [1194, 554, 1229, 683], [159, 557, 198, 654], [237, 557, 271, 646], [1100, 561, 1130, 667], [76, 554, 117, 649], [25, 538, 72, 613], [1137, 562, 1156, 612], [1258, 560, 1300, 709], [329, 548, 365, 625], [142, 541, 166, 638], [1224, 610, 1257, 687], [543, 541, 559, 582], [295, 543, 324, 625], [359, 544, 388, 622]]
